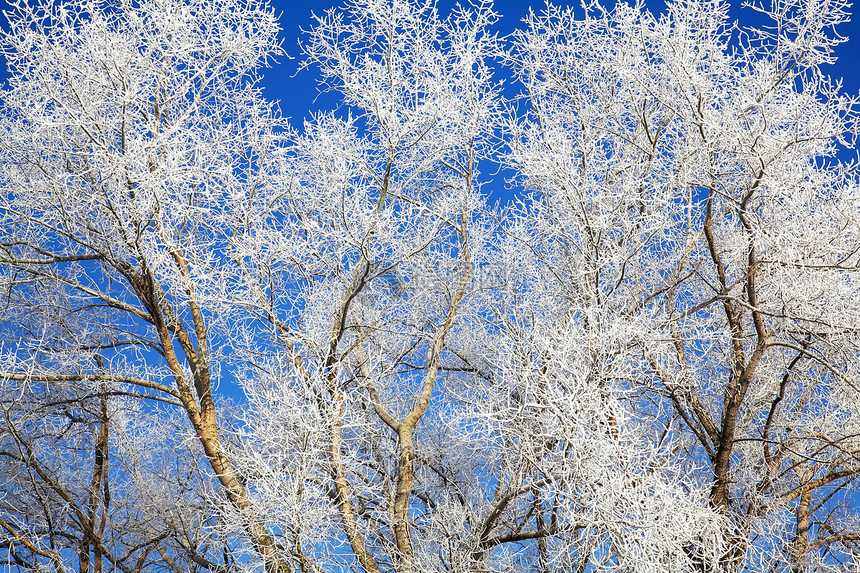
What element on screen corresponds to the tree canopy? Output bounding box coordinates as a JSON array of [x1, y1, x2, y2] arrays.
[[1, 0, 859, 571]]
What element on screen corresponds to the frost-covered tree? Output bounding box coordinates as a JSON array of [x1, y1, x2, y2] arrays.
[[503, 0, 860, 569], [1, 0, 859, 571], [0, 0, 288, 568]]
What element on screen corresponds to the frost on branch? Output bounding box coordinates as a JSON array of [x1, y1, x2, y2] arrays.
[[1, 0, 860, 571]]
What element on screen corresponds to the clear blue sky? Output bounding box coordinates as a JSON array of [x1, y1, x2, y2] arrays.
[[266, 0, 860, 130], [0, 0, 857, 135]]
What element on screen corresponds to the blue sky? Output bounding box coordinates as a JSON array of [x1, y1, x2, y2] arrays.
[[0, 0, 857, 141], [265, 0, 860, 131]]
